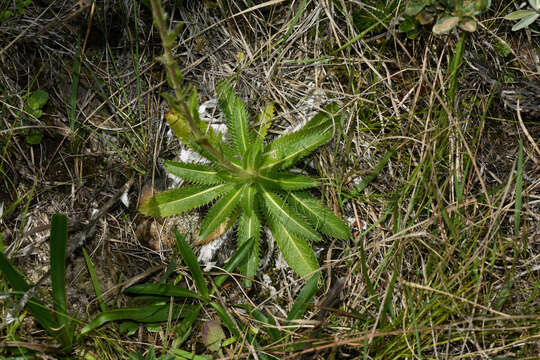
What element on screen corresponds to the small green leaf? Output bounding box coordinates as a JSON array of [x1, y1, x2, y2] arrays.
[[198, 185, 243, 241], [217, 82, 250, 155], [28, 90, 49, 110], [432, 16, 460, 34], [267, 219, 319, 277], [175, 230, 209, 300], [405, 0, 427, 16], [505, 10, 537, 20], [511, 12, 539, 30], [209, 302, 239, 337], [25, 130, 43, 145], [458, 17, 477, 32], [260, 189, 321, 242], [125, 283, 201, 299], [164, 161, 225, 185], [139, 184, 233, 217], [287, 191, 350, 239]]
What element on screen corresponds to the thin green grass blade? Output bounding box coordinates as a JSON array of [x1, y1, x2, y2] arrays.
[[83, 249, 107, 312], [260, 189, 321, 242], [139, 183, 233, 217], [164, 161, 225, 185], [287, 272, 320, 322], [217, 82, 250, 155], [0, 252, 58, 333], [50, 214, 68, 328], [174, 230, 209, 300], [209, 301, 239, 337], [198, 186, 243, 241], [125, 283, 201, 299], [267, 219, 319, 277], [287, 191, 350, 239], [258, 172, 319, 190], [214, 236, 256, 288], [237, 213, 261, 287], [81, 303, 197, 335], [515, 139, 523, 238], [235, 304, 281, 341], [345, 148, 395, 199]]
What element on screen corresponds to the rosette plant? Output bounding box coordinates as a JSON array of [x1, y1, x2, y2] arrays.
[[139, 83, 350, 282]]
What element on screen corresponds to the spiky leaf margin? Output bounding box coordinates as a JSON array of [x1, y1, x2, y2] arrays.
[[199, 185, 243, 241], [139, 184, 233, 217], [165, 161, 225, 185], [217, 82, 250, 155]]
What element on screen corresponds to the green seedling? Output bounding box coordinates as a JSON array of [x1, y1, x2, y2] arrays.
[[505, 0, 539, 31], [139, 85, 350, 283]]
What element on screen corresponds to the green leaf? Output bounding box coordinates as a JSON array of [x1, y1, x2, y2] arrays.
[[240, 185, 258, 216], [258, 172, 319, 190], [529, 0, 540, 11], [209, 301, 239, 337], [0, 251, 58, 335], [261, 104, 338, 170], [267, 219, 319, 277], [217, 82, 250, 155], [432, 16, 460, 34], [81, 303, 197, 334], [214, 236, 256, 288], [405, 0, 427, 16], [235, 304, 281, 341], [198, 185, 243, 241], [164, 161, 225, 185], [28, 90, 49, 110], [201, 320, 226, 352], [505, 10, 537, 20], [175, 230, 209, 300], [83, 248, 107, 312], [287, 272, 320, 322], [50, 214, 68, 328], [139, 184, 233, 217], [260, 189, 321, 242], [125, 283, 201, 299], [173, 305, 202, 348], [287, 191, 350, 239], [25, 130, 43, 145], [237, 212, 261, 286], [512, 12, 539, 30]]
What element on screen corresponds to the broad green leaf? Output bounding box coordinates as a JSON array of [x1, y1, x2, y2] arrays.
[[174, 230, 209, 300], [287, 191, 350, 239], [198, 185, 243, 241], [530, 0, 540, 11], [432, 16, 460, 34], [214, 236, 256, 288], [81, 303, 198, 334], [139, 183, 233, 217], [0, 251, 58, 334], [237, 212, 261, 286], [258, 172, 319, 190], [287, 272, 320, 322], [28, 90, 49, 110], [240, 184, 258, 216], [217, 82, 250, 155], [268, 219, 319, 277], [504, 10, 537, 20], [50, 214, 68, 328], [512, 13, 539, 30], [260, 189, 321, 242], [164, 161, 224, 185], [125, 283, 201, 299]]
